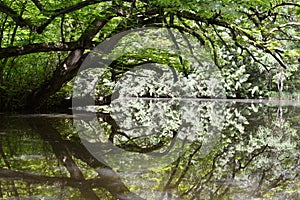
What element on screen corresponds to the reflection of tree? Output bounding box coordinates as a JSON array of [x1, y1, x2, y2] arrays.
[[160, 108, 300, 199], [30, 118, 101, 200], [101, 100, 300, 199], [0, 117, 143, 200], [97, 112, 178, 155], [0, 135, 20, 198], [108, 99, 226, 149], [1, 102, 300, 199]]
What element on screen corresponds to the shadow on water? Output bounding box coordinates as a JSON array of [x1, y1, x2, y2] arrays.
[[0, 99, 300, 199]]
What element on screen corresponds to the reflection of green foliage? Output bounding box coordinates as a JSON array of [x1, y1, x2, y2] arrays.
[[1, 101, 300, 199], [104, 101, 300, 199], [0, 116, 116, 199]]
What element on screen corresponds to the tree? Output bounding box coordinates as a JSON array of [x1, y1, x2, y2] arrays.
[[0, 0, 299, 111]]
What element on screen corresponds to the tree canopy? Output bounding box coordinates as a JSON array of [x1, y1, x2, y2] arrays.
[[0, 0, 299, 111]]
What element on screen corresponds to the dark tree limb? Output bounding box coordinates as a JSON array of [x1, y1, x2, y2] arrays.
[[272, 2, 300, 9], [30, 0, 44, 11], [0, 0, 117, 34], [0, 2, 32, 28], [0, 42, 83, 59]]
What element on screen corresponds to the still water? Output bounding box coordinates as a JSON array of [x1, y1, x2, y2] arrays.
[[1, 99, 300, 200]]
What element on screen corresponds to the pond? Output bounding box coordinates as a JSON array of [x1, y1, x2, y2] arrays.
[[1, 99, 300, 199]]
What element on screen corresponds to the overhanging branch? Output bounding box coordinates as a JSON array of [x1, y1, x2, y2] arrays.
[[0, 42, 84, 59], [272, 2, 300, 9], [0, 1, 32, 28], [0, 0, 116, 34]]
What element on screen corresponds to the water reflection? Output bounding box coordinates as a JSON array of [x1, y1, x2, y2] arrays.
[[1, 100, 300, 199]]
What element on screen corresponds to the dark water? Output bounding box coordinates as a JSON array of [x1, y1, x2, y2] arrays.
[[1, 99, 300, 200]]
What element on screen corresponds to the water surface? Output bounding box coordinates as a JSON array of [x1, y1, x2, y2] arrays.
[[1, 99, 300, 199]]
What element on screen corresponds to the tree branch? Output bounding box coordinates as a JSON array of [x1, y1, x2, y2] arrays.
[[176, 10, 287, 69], [273, 2, 300, 9], [33, 0, 108, 33], [0, 1, 32, 28], [0, 42, 84, 59], [0, 0, 116, 34], [30, 0, 44, 11]]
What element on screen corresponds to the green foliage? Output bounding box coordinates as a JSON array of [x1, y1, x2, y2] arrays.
[[0, 0, 299, 111]]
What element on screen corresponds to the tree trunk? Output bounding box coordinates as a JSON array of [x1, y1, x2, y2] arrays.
[[26, 49, 84, 110], [25, 17, 112, 111]]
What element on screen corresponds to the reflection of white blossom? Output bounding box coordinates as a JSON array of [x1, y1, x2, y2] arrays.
[[75, 100, 300, 199], [109, 99, 228, 148]]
